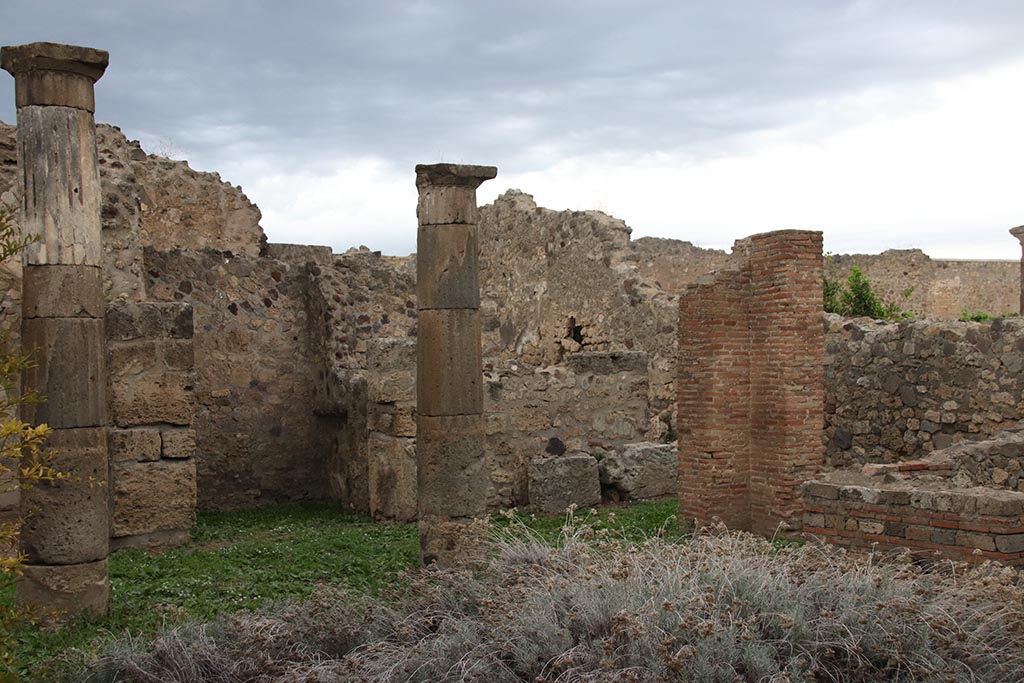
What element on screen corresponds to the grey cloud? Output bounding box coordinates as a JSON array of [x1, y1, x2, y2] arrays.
[[2, 1, 1024, 176]]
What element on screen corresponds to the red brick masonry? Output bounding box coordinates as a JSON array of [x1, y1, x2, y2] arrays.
[[803, 475, 1024, 565], [678, 230, 824, 535]]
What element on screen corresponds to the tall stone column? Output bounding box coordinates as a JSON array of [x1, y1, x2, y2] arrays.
[[1011, 226, 1024, 315], [415, 163, 495, 568], [2, 42, 110, 619]]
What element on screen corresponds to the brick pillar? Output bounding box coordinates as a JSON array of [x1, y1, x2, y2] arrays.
[[414, 163, 496, 568], [677, 268, 751, 530], [1011, 226, 1024, 315], [677, 230, 823, 537], [2, 42, 110, 619], [747, 230, 824, 535]]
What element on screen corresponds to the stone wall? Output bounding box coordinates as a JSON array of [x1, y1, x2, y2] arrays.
[[106, 300, 196, 548], [829, 250, 1020, 319], [478, 191, 677, 439], [824, 314, 1024, 467], [143, 246, 328, 509]]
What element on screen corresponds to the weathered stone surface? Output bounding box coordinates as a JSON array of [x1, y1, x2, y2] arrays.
[[1, 41, 108, 111], [22, 265, 103, 318], [105, 300, 193, 341], [417, 309, 482, 417], [528, 453, 601, 514], [599, 442, 677, 501], [417, 414, 486, 518], [108, 428, 161, 463], [107, 339, 193, 427], [161, 428, 196, 459], [418, 515, 488, 569], [111, 459, 196, 538], [417, 223, 480, 310], [415, 163, 497, 190], [15, 106, 103, 265], [417, 185, 480, 226], [22, 317, 105, 428], [19, 427, 108, 565], [368, 434, 416, 522], [16, 558, 109, 622]]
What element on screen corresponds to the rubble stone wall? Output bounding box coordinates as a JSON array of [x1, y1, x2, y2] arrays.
[[143, 246, 328, 509], [824, 314, 1024, 468]]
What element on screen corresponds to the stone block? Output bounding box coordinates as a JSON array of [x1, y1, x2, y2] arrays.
[[19, 427, 108, 565], [367, 371, 415, 404], [112, 459, 196, 538], [416, 309, 482, 417], [108, 355, 193, 427], [956, 531, 996, 551], [368, 434, 417, 522], [105, 300, 193, 341], [417, 223, 480, 309], [418, 515, 488, 569], [995, 533, 1024, 553], [22, 264, 103, 318], [417, 414, 487, 518], [366, 338, 416, 371], [161, 428, 196, 459], [16, 559, 108, 622], [528, 453, 601, 515], [417, 184, 480, 225], [802, 481, 840, 500], [368, 403, 416, 437], [108, 428, 161, 463], [599, 442, 677, 500], [21, 317, 105, 428], [15, 107, 103, 266]]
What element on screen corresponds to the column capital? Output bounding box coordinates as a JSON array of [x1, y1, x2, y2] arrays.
[[1, 42, 109, 111], [415, 163, 497, 190], [1010, 225, 1024, 244]]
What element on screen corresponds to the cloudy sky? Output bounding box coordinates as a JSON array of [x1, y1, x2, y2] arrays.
[[2, 1, 1023, 259]]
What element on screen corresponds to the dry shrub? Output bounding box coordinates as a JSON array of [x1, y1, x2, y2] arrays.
[[78, 520, 1024, 683]]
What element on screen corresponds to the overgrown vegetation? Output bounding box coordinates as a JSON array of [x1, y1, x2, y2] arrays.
[[4, 499, 678, 679], [77, 518, 1024, 683], [959, 309, 1021, 322], [823, 259, 911, 320], [0, 201, 59, 674]]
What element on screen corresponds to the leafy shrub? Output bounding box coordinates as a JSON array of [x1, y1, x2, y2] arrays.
[[824, 260, 910, 320], [0, 202, 55, 673], [78, 518, 1024, 683]]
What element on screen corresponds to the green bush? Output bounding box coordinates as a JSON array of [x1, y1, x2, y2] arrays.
[[824, 261, 910, 320]]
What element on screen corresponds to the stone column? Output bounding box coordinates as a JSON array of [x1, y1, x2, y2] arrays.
[[1011, 226, 1024, 315], [1, 42, 110, 619], [415, 163, 495, 568]]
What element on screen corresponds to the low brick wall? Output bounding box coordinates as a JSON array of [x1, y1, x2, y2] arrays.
[[803, 476, 1024, 565]]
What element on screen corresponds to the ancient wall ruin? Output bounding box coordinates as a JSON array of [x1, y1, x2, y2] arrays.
[[824, 314, 1024, 469], [829, 250, 1020, 319], [678, 230, 825, 536], [2, 107, 1022, 558]]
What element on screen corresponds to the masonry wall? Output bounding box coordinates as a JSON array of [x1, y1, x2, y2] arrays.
[[678, 231, 824, 534], [824, 314, 1024, 468], [829, 250, 1020, 318], [143, 246, 328, 509]]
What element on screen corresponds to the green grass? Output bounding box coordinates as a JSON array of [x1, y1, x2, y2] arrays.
[[4, 497, 679, 680]]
